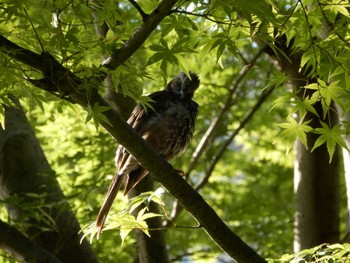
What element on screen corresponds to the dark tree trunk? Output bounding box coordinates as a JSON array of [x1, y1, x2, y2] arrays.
[[265, 36, 340, 252], [336, 108, 350, 242], [0, 97, 98, 263], [294, 102, 340, 251]]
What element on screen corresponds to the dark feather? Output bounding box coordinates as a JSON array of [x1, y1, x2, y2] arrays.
[[96, 173, 124, 238], [96, 72, 200, 237]]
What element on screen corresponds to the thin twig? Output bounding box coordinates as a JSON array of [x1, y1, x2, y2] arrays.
[[23, 8, 44, 52], [171, 9, 234, 25], [195, 84, 275, 190], [129, 0, 148, 20], [186, 46, 266, 179], [165, 46, 267, 226]]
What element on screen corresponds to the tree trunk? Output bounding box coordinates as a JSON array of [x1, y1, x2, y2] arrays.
[[0, 97, 98, 263], [337, 108, 350, 242], [265, 37, 340, 252], [294, 104, 340, 251]]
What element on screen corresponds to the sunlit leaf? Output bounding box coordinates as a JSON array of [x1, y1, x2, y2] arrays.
[[278, 118, 313, 150], [311, 122, 349, 162]]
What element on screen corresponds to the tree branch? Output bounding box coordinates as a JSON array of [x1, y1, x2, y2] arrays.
[[0, 220, 62, 263], [0, 14, 266, 263], [129, 0, 148, 21], [0, 35, 51, 73], [102, 0, 179, 70]]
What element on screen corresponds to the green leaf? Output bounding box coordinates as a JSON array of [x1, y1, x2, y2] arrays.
[[175, 54, 190, 76], [311, 122, 349, 162], [148, 187, 166, 206], [136, 207, 161, 222], [216, 43, 226, 68], [278, 118, 313, 150], [85, 103, 112, 131], [120, 227, 133, 245], [325, 4, 350, 18], [270, 92, 293, 111]]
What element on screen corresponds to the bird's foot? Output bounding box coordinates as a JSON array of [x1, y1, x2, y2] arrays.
[[175, 169, 185, 177]]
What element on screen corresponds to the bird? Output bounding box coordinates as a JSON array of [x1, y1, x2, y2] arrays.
[[96, 72, 200, 237]]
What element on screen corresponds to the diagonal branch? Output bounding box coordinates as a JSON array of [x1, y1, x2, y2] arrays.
[[0, 36, 267, 263], [102, 0, 179, 70], [0, 35, 51, 73], [129, 0, 148, 21]]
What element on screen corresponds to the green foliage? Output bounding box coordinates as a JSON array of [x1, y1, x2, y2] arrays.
[[86, 103, 113, 131], [278, 118, 313, 151], [312, 122, 349, 162], [82, 189, 165, 244], [1, 0, 350, 262], [271, 243, 350, 263]]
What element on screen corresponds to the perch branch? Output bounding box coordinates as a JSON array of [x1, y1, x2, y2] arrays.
[[0, 34, 266, 263]]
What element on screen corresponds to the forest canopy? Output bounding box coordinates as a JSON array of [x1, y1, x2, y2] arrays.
[[0, 0, 350, 262]]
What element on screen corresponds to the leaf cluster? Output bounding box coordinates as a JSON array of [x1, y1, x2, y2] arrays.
[[273, 243, 350, 263], [1, 0, 350, 262]]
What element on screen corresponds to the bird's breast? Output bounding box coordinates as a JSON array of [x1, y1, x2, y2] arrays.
[[140, 100, 197, 160]]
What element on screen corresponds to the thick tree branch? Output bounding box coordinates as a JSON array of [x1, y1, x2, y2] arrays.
[[102, 0, 179, 70], [0, 220, 62, 263], [0, 19, 266, 263], [0, 34, 98, 106], [0, 35, 51, 73], [0, 42, 266, 263]]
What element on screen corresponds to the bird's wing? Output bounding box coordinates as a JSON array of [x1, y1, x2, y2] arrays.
[[115, 91, 168, 170], [119, 90, 172, 193], [128, 90, 172, 131]]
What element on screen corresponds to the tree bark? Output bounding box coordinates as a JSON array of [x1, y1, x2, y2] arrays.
[[0, 28, 266, 263], [336, 108, 350, 242], [265, 37, 340, 252], [0, 98, 98, 263], [294, 104, 340, 251]]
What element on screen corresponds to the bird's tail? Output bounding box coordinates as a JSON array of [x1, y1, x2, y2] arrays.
[[95, 173, 124, 238], [123, 167, 148, 195]]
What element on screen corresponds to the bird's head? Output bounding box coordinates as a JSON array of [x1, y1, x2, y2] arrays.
[[166, 72, 200, 99]]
